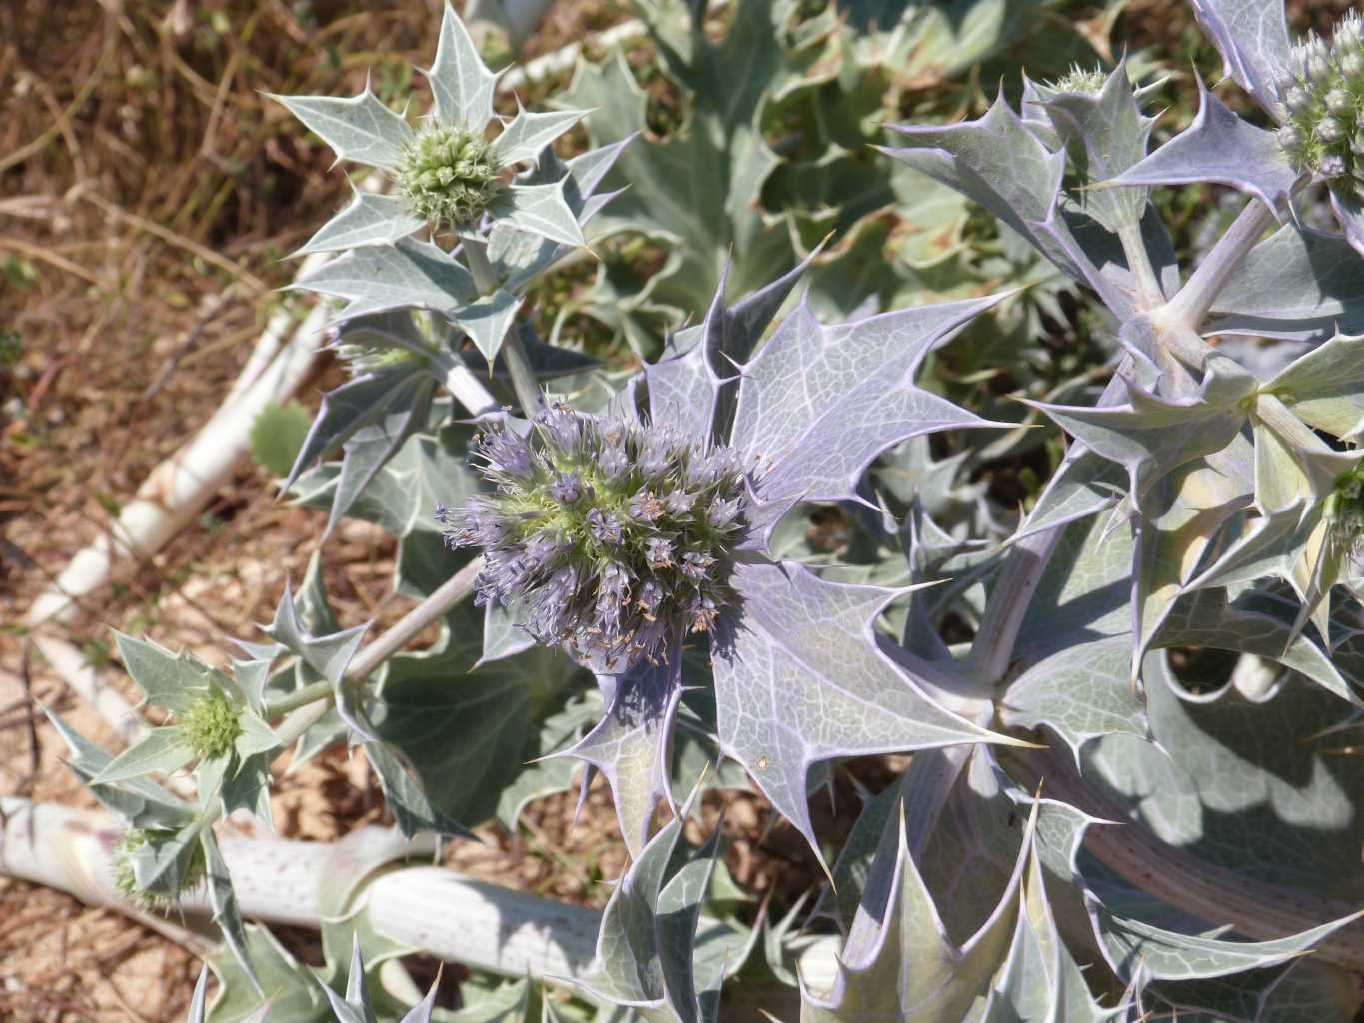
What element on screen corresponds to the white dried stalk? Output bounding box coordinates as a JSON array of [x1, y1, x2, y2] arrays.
[[26, 298, 330, 630], [0, 797, 838, 995]]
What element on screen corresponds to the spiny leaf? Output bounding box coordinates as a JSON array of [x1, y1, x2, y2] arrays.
[[1105, 77, 1299, 215], [274, 88, 413, 170], [1190, 0, 1293, 120], [293, 191, 424, 257], [425, 1, 499, 131]]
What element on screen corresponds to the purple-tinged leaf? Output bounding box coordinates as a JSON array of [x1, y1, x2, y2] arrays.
[[1102, 79, 1293, 216], [1022, 360, 1256, 513], [1191, 0, 1293, 121], [733, 294, 1008, 541], [646, 254, 816, 445], [713, 560, 1025, 871], [1328, 181, 1364, 259], [560, 657, 683, 857], [1105, 77, 1299, 215]]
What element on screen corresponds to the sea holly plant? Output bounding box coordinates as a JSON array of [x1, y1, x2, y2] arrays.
[[33, 3, 1364, 1022]]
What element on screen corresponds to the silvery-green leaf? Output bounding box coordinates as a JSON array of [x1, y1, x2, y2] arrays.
[[1328, 181, 1364, 259], [494, 689, 601, 831], [1208, 225, 1364, 341], [221, 753, 275, 826], [266, 583, 367, 689], [45, 710, 194, 829], [362, 601, 588, 830], [274, 88, 413, 170], [324, 392, 440, 537], [491, 181, 587, 250], [1022, 361, 1256, 511], [1264, 331, 1364, 439], [208, 924, 330, 1023], [491, 106, 588, 167], [1040, 60, 1158, 235], [232, 659, 271, 715], [1014, 447, 1125, 540], [1014, 514, 1136, 665], [713, 560, 1025, 869], [1190, 0, 1293, 121], [293, 238, 478, 321], [94, 726, 196, 785], [478, 600, 536, 666], [1092, 901, 1362, 982], [1104, 78, 1298, 215], [734, 293, 1008, 540], [490, 138, 632, 294], [1001, 637, 1149, 764], [363, 739, 473, 839], [424, 1, 499, 130], [129, 816, 205, 898], [574, 788, 697, 1012], [234, 710, 280, 759], [983, 808, 1112, 1023], [1084, 653, 1364, 900], [202, 829, 260, 995], [293, 190, 424, 256], [800, 795, 1030, 1021], [115, 632, 209, 714], [1130, 458, 1251, 671], [449, 285, 523, 362], [1156, 588, 1359, 706], [655, 827, 723, 1023]]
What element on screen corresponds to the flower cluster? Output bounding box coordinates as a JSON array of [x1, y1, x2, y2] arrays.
[[1327, 457, 1364, 553], [440, 404, 750, 671], [398, 124, 503, 229], [1045, 63, 1106, 95], [1277, 12, 1364, 189], [180, 688, 243, 760]]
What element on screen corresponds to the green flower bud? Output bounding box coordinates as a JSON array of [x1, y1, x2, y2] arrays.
[[1046, 63, 1106, 96], [113, 829, 207, 912], [397, 124, 502, 229], [180, 688, 242, 760]]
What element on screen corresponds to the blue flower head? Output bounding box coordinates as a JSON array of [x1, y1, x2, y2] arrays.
[[444, 403, 750, 671]]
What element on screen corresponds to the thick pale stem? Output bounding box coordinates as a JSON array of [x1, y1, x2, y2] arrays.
[[1162, 199, 1278, 330], [966, 525, 1065, 687], [500, 330, 545, 418], [1116, 221, 1164, 309], [461, 237, 500, 296], [1, 797, 839, 1010]]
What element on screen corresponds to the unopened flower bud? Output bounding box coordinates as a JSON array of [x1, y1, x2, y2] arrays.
[[1326, 87, 1353, 115]]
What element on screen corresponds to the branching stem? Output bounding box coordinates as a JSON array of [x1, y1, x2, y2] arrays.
[[1161, 198, 1278, 329], [262, 556, 485, 721]]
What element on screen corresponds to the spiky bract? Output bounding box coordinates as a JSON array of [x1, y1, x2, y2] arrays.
[[442, 404, 750, 671], [1277, 13, 1364, 189], [1045, 63, 1106, 95], [398, 124, 503, 229], [1328, 457, 1364, 553], [180, 688, 243, 760], [113, 829, 206, 912]]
